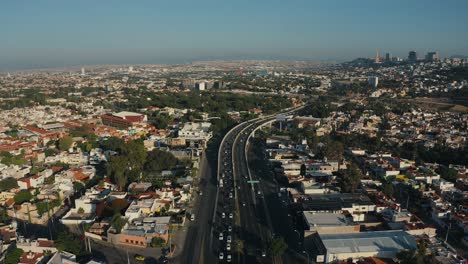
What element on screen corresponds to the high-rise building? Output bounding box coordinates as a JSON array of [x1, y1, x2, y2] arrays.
[[129, 66, 134, 73], [195, 82, 206, 91], [181, 79, 196, 89], [408, 51, 417, 62], [425, 52, 439, 62], [81, 67, 86, 76], [368, 76, 379, 88], [374, 49, 380, 63], [385, 53, 391, 62]]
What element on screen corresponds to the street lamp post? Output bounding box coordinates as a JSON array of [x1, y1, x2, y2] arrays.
[[293, 229, 301, 246], [302, 250, 309, 264]]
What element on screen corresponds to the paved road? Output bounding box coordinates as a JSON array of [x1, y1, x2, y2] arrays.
[[176, 153, 217, 264]]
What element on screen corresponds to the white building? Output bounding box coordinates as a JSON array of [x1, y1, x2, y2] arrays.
[[368, 76, 379, 88]]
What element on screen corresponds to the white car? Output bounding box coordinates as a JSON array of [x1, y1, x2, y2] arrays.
[[228, 225, 232, 232], [227, 235, 232, 243], [227, 243, 231, 251], [227, 254, 232, 262], [219, 233, 224, 241], [222, 212, 226, 219], [219, 252, 224, 260], [229, 213, 233, 219]]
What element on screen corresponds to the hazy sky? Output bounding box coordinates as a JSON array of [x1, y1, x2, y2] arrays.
[[1, 0, 467, 70]]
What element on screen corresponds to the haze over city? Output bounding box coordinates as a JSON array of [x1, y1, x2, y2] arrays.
[[1, 0, 468, 70], [0, 1, 467, 264]]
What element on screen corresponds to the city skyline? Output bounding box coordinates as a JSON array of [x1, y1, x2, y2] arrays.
[[1, 0, 468, 70]]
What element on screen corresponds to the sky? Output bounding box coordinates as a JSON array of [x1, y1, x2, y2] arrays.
[[1, 0, 467, 70]]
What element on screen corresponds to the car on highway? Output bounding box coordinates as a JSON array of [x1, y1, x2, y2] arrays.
[[242, 202, 246, 207], [228, 225, 232, 232], [190, 214, 195, 221], [134, 254, 145, 261], [229, 213, 233, 219], [229, 192, 233, 199], [222, 212, 226, 218], [219, 233, 224, 240], [227, 254, 232, 262], [227, 235, 232, 243], [227, 243, 231, 251], [158, 256, 169, 264], [219, 252, 224, 260]]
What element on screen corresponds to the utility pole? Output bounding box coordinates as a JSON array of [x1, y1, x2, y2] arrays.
[[445, 222, 452, 243]]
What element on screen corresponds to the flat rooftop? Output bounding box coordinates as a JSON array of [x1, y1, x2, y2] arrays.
[[303, 212, 351, 227], [320, 230, 416, 254]]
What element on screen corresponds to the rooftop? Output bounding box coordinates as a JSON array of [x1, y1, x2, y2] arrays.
[[320, 230, 417, 254]]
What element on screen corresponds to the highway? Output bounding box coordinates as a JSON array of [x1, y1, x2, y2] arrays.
[[178, 105, 304, 264]]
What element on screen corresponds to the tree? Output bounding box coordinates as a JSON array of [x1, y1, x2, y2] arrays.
[[58, 136, 73, 151], [107, 155, 128, 191], [5, 248, 23, 264], [14, 190, 33, 204], [144, 149, 178, 173], [44, 149, 56, 157], [0, 177, 18, 191], [267, 237, 288, 256], [121, 140, 147, 173], [321, 139, 344, 160], [111, 213, 127, 233], [437, 165, 459, 182], [73, 182, 85, 193], [151, 236, 166, 247], [340, 163, 363, 193], [77, 207, 85, 214], [100, 137, 125, 152], [382, 183, 394, 197], [396, 240, 435, 264], [56, 231, 84, 256]]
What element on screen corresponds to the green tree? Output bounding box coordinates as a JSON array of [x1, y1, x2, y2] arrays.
[[340, 163, 363, 193], [77, 207, 85, 214], [151, 236, 166, 247], [144, 149, 178, 173], [100, 136, 125, 152], [111, 213, 127, 233], [123, 140, 147, 169], [56, 231, 84, 256], [382, 183, 394, 197], [73, 182, 85, 193], [321, 139, 344, 160], [267, 237, 288, 256], [44, 149, 56, 157], [107, 155, 128, 191], [0, 177, 18, 191], [58, 136, 73, 151], [14, 190, 33, 204], [5, 248, 24, 264]]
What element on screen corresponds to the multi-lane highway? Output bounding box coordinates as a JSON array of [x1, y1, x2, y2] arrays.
[[179, 105, 304, 264]]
